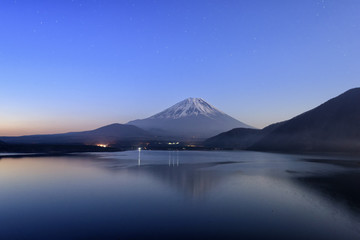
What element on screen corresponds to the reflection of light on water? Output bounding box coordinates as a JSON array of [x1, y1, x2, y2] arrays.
[[176, 151, 179, 166], [138, 148, 141, 166], [168, 151, 180, 167]]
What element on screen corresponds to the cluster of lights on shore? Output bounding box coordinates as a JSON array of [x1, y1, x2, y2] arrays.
[[97, 144, 144, 150], [96, 144, 108, 148], [97, 144, 143, 150]]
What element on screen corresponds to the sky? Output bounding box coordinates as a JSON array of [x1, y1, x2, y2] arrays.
[[1, 0, 360, 136]]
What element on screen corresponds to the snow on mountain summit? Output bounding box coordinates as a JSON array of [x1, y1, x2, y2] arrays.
[[149, 98, 224, 119]]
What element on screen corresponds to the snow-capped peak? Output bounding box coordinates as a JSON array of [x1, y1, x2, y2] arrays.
[[149, 97, 224, 119]]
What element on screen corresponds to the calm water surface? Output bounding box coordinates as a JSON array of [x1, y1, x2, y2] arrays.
[[1, 150, 360, 239]]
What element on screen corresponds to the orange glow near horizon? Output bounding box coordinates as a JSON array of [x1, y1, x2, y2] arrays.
[[0, 120, 118, 137]]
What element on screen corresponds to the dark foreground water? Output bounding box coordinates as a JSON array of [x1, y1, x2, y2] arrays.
[[1, 150, 360, 240]]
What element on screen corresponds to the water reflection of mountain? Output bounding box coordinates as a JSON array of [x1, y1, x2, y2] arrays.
[[134, 162, 237, 199], [97, 154, 238, 199], [290, 158, 360, 216], [94, 152, 360, 218]]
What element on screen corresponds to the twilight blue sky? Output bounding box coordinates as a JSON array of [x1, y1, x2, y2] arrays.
[[1, 0, 359, 135]]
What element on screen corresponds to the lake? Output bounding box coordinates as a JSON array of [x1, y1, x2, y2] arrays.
[[1, 150, 360, 239]]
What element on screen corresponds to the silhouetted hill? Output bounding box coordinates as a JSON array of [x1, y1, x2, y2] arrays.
[[0, 140, 6, 151], [204, 122, 283, 149], [250, 88, 360, 152], [0, 123, 153, 145], [204, 128, 261, 149]]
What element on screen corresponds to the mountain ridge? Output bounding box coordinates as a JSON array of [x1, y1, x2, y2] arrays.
[[250, 87, 360, 152], [205, 88, 360, 153]]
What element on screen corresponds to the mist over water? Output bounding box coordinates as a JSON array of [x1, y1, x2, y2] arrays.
[[1, 151, 360, 239]]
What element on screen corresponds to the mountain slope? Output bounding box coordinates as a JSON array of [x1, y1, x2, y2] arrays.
[[204, 122, 283, 149], [128, 98, 253, 139], [250, 88, 360, 152], [0, 123, 153, 145], [204, 128, 262, 149]]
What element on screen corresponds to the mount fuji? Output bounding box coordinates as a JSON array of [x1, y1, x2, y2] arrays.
[[127, 98, 253, 139]]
